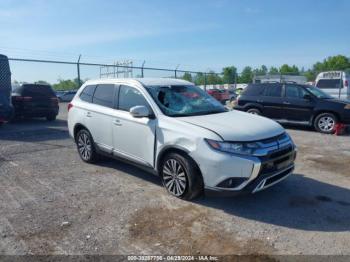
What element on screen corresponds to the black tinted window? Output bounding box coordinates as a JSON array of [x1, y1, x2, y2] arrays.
[[80, 85, 96, 103], [285, 85, 308, 99], [119, 85, 149, 111], [316, 79, 343, 89], [92, 84, 115, 108], [22, 84, 55, 97], [263, 85, 282, 97], [242, 84, 264, 96]]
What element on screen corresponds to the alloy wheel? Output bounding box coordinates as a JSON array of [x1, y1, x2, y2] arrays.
[[162, 159, 187, 196], [77, 132, 92, 161], [318, 116, 335, 132]]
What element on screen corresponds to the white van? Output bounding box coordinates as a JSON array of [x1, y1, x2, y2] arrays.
[[315, 71, 350, 100]]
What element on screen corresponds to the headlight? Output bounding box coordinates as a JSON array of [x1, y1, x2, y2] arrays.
[[344, 104, 350, 110], [205, 139, 260, 156]]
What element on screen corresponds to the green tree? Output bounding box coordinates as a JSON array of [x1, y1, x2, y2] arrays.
[[206, 71, 223, 85], [253, 65, 268, 76], [194, 72, 205, 85], [222, 66, 237, 84], [279, 64, 299, 75], [313, 55, 350, 72], [238, 66, 253, 83], [268, 67, 279, 74], [182, 72, 193, 82], [52, 78, 82, 91]]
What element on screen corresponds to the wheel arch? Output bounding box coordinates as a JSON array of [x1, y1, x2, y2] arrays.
[[312, 110, 340, 124], [73, 123, 89, 140], [156, 146, 203, 179], [244, 103, 263, 111]]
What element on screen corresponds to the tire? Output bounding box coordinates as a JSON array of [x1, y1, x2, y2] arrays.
[[247, 108, 261, 115], [160, 152, 204, 200], [314, 113, 337, 134], [75, 129, 99, 163], [46, 114, 57, 121]]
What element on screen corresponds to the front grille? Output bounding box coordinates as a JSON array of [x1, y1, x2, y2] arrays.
[[259, 146, 296, 175]]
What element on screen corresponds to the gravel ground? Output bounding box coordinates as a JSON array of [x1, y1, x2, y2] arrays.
[[0, 103, 349, 257]]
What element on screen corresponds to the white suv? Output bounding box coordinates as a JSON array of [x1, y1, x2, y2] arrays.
[[68, 78, 297, 200]]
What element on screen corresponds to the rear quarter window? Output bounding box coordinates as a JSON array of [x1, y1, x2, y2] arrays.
[[241, 84, 264, 96], [80, 85, 96, 103]]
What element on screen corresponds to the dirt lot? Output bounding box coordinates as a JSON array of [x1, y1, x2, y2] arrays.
[[0, 103, 349, 257]]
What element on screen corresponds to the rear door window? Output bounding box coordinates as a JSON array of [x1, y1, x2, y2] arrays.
[[262, 84, 282, 97], [80, 85, 96, 103], [92, 84, 115, 108], [285, 85, 308, 99]]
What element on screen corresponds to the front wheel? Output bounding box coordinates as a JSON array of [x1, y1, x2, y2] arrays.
[[161, 153, 203, 200], [314, 113, 337, 134]]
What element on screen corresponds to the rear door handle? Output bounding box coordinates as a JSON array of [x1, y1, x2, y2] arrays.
[[283, 101, 291, 105], [257, 100, 263, 103], [86, 112, 92, 117]]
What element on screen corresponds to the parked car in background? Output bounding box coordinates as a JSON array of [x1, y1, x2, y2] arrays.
[[315, 71, 350, 100], [206, 88, 230, 104], [57, 90, 77, 102], [228, 89, 239, 102], [68, 78, 296, 200], [234, 83, 350, 134], [0, 54, 14, 126], [12, 83, 59, 121]]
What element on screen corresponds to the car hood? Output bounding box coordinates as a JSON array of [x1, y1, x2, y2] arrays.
[[177, 110, 285, 141]]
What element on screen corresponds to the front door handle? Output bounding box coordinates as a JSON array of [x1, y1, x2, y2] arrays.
[[257, 100, 263, 103], [86, 112, 92, 117], [283, 101, 291, 105], [113, 119, 122, 126]]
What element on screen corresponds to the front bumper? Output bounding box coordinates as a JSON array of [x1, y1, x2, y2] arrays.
[[195, 133, 297, 196]]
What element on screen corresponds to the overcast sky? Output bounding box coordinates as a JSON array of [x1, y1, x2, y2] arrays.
[[1, 0, 349, 83]]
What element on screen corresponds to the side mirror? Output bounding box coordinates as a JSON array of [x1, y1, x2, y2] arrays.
[[303, 94, 312, 100], [130, 105, 151, 118]]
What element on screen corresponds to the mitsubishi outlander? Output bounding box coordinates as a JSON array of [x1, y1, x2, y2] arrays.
[[68, 78, 297, 199]]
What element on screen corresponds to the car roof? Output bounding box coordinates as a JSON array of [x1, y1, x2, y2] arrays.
[[83, 78, 194, 87]]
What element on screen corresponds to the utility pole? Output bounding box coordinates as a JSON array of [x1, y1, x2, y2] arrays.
[[77, 54, 81, 87]]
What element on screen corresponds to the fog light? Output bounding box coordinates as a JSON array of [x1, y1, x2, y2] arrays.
[[217, 177, 248, 188]]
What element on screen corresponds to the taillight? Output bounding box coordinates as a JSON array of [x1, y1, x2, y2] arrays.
[[345, 80, 348, 87], [68, 103, 73, 111], [14, 96, 32, 101]]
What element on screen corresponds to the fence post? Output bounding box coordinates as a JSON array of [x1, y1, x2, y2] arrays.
[[77, 54, 81, 87], [141, 61, 146, 78], [175, 64, 180, 79], [204, 73, 207, 91]]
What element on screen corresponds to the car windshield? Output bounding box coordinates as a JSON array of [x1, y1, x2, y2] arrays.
[[305, 85, 333, 99], [146, 85, 227, 117]]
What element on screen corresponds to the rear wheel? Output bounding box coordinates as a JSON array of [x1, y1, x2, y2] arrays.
[[314, 113, 337, 134], [76, 129, 99, 163], [247, 108, 261, 115], [161, 152, 203, 200]]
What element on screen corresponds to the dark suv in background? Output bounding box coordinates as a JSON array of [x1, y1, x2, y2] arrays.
[[234, 83, 350, 134], [12, 84, 59, 121], [0, 54, 13, 126]]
